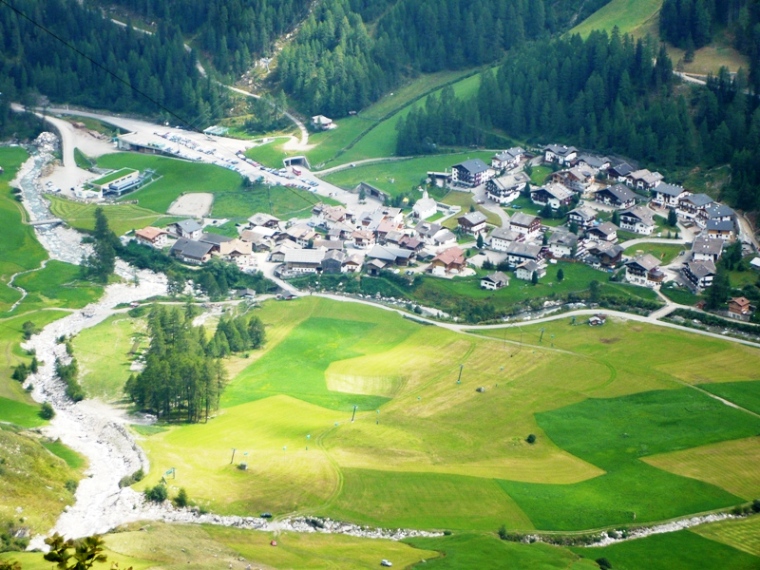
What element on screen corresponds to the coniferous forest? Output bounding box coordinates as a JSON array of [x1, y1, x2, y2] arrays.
[[0, 0, 224, 128], [125, 306, 265, 422], [396, 30, 760, 211]]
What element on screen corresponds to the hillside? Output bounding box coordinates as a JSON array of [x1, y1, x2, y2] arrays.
[[570, 0, 750, 75]]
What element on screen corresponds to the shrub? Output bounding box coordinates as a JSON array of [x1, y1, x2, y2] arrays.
[[64, 479, 78, 493], [39, 402, 55, 420], [174, 488, 189, 508], [752, 499, 760, 513], [526, 434, 537, 444], [119, 468, 145, 488], [145, 483, 168, 503], [596, 557, 613, 569]]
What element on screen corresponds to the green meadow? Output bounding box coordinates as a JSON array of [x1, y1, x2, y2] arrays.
[[211, 184, 340, 222], [701, 380, 760, 414], [133, 297, 760, 534], [322, 152, 494, 198]]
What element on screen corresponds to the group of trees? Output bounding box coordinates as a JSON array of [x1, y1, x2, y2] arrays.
[[100, 0, 311, 75], [396, 30, 760, 211], [125, 306, 264, 422], [660, 0, 760, 92], [277, 0, 609, 116], [242, 92, 292, 135], [80, 208, 117, 284], [0, 0, 224, 138]]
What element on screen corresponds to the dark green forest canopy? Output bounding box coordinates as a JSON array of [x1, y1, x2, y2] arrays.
[[396, 30, 760, 210], [93, 0, 312, 75], [277, 0, 612, 117], [0, 0, 225, 126]]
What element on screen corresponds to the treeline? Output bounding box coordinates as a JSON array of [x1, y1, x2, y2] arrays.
[[96, 0, 311, 76], [396, 30, 760, 210], [118, 240, 275, 300], [125, 306, 264, 421], [0, 0, 223, 131], [277, 0, 609, 116]]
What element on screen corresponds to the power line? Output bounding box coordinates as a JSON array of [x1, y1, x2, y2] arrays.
[[0, 0, 199, 132]]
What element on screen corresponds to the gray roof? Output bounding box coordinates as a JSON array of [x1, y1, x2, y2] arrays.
[[367, 244, 413, 262], [692, 236, 723, 256], [494, 147, 524, 161], [535, 183, 573, 201], [626, 254, 661, 271], [589, 221, 619, 236], [454, 158, 489, 174], [482, 271, 510, 285], [577, 154, 609, 169], [707, 219, 735, 232], [171, 238, 213, 260], [200, 233, 233, 246], [491, 227, 518, 241], [510, 212, 540, 227], [459, 211, 488, 226], [706, 203, 735, 219], [415, 221, 444, 238], [568, 205, 597, 222], [548, 231, 578, 247], [620, 205, 655, 225], [283, 249, 325, 264], [599, 184, 636, 203], [175, 219, 203, 233], [322, 249, 346, 263], [517, 260, 541, 273], [610, 162, 634, 176], [686, 260, 717, 278], [654, 183, 687, 197], [681, 193, 714, 207], [507, 242, 542, 259], [545, 144, 577, 157]]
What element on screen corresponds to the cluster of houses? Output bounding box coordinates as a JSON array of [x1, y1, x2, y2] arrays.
[[436, 144, 746, 294], [130, 138, 751, 315]]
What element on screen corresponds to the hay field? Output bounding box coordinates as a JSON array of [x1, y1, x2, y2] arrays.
[[133, 298, 760, 532]]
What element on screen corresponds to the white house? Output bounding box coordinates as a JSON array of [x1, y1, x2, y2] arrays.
[[413, 190, 437, 220], [480, 271, 510, 290], [619, 205, 656, 235], [490, 227, 519, 252], [515, 260, 546, 281], [544, 144, 577, 165]]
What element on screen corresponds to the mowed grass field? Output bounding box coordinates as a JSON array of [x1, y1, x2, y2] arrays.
[[211, 184, 339, 222], [73, 314, 147, 402], [135, 298, 760, 533], [322, 152, 494, 198], [693, 515, 760, 557]]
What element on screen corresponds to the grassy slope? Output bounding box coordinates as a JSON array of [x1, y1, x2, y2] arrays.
[[701, 380, 760, 413], [0, 426, 82, 534], [0, 148, 47, 312], [570, 0, 748, 74], [137, 298, 760, 532], [211, 184, 340, 222], [322, 152, 494, 198], [72, 314, 147, 402]]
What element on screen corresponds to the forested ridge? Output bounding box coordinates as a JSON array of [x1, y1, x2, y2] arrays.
[[396, 30, 760, 211], [92, 0, 311, 76], [660, 0, 760, 91], [277, 0, 611, 117], [0, 0, 224, 129]]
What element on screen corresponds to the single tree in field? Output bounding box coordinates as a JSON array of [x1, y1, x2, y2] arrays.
[[667, 208, 678, 227], [557, 268, 564, 282], [476, 233, 484, 249]]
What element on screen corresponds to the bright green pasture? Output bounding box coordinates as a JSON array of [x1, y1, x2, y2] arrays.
[[322, 152, 494, 198], [0, 147, 47, 311], [693, 515, 760, 557], [439, 190, 501, 227], [49, 195, 175, 236], [412, 262, 613, 307], [570, 0, 663, 38], [571, 529, 760, 570], [96, 153, 244, 213], [0, 521, 437, 570], [499, 388, 760, 530], [0, 310, 70, 402], [73, 314, 147, 401], [407, 534, 597, 570], [223, 315, 413, 411], [0, 426, 80, 534], [11, 260, 103, 313], [623, 243, 685, 265], [330, 469, 533, 531], [42, 439, 85, 469], [644, 436, 760, 500], [0, 396, 44, 427], [529, 165, 552, 186], [211, 184, 339, 221], [701, 381, 760, 414]]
